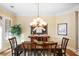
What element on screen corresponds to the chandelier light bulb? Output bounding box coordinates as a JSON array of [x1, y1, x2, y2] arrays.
[[30, 18, 47, 27], [30, 22, 33, 26]]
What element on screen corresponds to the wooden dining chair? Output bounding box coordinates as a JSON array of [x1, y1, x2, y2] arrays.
[[32, 39, 44, 56], [57, 37, 69, 56], [51, 43, 58, 56], [22, 41, 32, 56], [8, 37, 23, 56], [44, 42, 58, 56]]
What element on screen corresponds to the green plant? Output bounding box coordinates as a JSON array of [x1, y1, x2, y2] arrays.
[[10, 24, 22, 36]]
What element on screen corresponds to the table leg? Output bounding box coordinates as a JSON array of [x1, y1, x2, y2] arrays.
[[24, 50, 26, 56]]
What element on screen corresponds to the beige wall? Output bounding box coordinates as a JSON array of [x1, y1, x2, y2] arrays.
[[15, 16, 56, 42], [11, 16, 17, 25], [55, 12, 76, 49]]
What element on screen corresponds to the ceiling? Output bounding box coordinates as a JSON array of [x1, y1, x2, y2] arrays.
[[0, 3, 79, 16]]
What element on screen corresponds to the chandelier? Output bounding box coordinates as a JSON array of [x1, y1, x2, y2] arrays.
[[30, 3, 47, 27]]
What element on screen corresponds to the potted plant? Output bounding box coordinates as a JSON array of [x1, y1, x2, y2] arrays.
[[9, 24, 22, 37]]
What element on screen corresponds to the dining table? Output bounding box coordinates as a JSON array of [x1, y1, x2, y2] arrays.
[[15, 40, 62, 56]]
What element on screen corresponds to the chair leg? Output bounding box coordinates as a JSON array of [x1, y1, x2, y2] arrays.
[[24, 50, 26, 56], [28, 49, 30, 56], [14, 51, 17, 56], [12, 50, 14, 56], [28, 49, 32, 56], [42, 50, 45, 56], [48, 49, 51, 56], [12, 53, 14, 56], [57, 49, 63, 56], [34, 49, 37, 56], [63, 53, 66, 56]]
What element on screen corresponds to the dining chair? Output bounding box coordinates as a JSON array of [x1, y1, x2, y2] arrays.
[[33, 39, 44, 56], [57, 37, 69, 56], [44, 42, 58, 56], [8, 37, 23, 56], [22, 41, 33, 56]]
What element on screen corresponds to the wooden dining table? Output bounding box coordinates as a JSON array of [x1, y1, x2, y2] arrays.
[[16, 41, 62, 56]]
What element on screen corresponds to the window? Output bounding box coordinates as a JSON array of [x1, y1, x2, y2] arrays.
[[5, 18, 11, 40]]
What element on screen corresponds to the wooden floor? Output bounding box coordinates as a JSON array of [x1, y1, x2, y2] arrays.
[[66, 49, 78, 56], [0, 49, 78, 56]]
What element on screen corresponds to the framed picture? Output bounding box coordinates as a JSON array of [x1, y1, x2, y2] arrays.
[[57, 23, 67, 35]]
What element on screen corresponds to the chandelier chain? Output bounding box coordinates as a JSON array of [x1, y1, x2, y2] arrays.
[[37, 2, 39, 17]]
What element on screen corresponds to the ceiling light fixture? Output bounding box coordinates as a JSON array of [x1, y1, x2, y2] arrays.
[[30, 3, 47, 27]]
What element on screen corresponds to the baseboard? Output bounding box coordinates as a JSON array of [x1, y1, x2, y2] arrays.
[[67, 47, 79, 55], [0, 48, 10, 54]]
